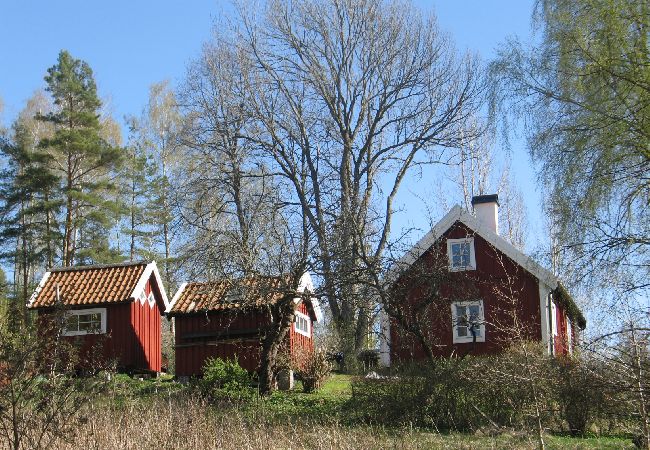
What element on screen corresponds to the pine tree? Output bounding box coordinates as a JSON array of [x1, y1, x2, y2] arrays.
[[38, 50, 124, 266]]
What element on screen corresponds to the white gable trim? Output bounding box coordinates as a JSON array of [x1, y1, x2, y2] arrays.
[[385, 205, 558, 288], [296, 272, 323, 322], [129, 261, 170, 311], [166, 282, 188, 314], [27, 271, 51, 308]]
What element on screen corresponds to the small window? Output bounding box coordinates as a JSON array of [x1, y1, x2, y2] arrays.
[[447, 238, 476, 271], [451, 300, 485, 343], [294, 311, 310, 337], [62, 308, 107, 336]]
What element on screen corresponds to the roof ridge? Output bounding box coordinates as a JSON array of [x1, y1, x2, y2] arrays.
[[48, 260, 150, 272]]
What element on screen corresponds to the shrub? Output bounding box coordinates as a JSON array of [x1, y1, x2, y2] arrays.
[[296, 349, 331, 393], [347, 358, 492, 431], [201, 357, 252, 399], [346, 347, 558, 433]]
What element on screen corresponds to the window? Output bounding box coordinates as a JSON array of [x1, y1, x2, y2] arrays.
[[294, 311, 311, 337], [451, 300, 485, 343], [447, 238, 476, 271], [62, 308, 107, 336]]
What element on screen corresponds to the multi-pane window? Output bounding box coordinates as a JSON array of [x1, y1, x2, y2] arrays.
[[62, 308, 106, 336], [447, 238, 476, 271], [294, 312, 310, 337], [451, 300, 485, 343]]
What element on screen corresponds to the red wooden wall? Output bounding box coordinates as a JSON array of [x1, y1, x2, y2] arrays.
[[390, 222, 543, 363], [36, 274, 164, 373], [129, 277, 163, 372], [174, 302, 316, 377]]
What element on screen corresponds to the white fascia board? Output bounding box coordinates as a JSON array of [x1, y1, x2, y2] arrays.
[[384, 205, 463, 284], [385, 205, 559, 289], [166, 282, 188, 314], [130, 261, 171, 311], [27, 271, 51, 308], [296, 271, 323, 322]]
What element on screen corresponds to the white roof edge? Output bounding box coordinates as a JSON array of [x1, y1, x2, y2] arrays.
[[166, 282, 188, 314], [297, 271, 323, 322], [27, 271, 51, 308], [130, 261, 171, 312], [384, 204, 559, 289]]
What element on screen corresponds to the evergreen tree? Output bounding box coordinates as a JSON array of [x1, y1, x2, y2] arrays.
[[0, 120, 59, 321], [37, 50, 124, 266]]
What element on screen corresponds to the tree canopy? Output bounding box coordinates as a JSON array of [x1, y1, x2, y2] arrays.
[[491, 0, 649, 299]]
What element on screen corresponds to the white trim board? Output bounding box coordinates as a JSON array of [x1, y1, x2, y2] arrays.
[[27, 271, 51, 308], [129, 261, 170, 311], [166, 282, 188, 314]]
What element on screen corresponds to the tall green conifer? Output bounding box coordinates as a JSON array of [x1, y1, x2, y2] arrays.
[[38, 50, 124, 266]]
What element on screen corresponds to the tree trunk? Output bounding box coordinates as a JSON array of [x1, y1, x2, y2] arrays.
[[258, 299, 295, 396]]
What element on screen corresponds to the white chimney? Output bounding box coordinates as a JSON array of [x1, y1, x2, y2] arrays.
[[472, 194, 499, 235]]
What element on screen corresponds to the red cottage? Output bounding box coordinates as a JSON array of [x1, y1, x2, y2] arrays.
[[28, 261, 170, 373], [167, 272, 322, 378], [379, 195, 586, 366]]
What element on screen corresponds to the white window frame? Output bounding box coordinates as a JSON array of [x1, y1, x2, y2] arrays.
[[62, 308, 107, 337], [294, 311, 311, 337], [447, 238, 476, 271], [451, 300, 485, 344]]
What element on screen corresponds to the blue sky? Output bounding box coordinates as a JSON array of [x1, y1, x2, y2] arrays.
[[0, 0, 543, 251]]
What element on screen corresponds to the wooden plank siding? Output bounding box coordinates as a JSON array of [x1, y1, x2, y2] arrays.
[[390, 221, 543, 363], [36, 274, 164, 373], [174, 302, 316, 377]]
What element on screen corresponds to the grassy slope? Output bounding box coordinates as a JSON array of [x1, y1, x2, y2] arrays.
[[97, 373, 634, 449]]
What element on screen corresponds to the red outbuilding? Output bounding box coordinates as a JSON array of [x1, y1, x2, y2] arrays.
[[167, 272, 322, 378], [379, 195, 586, 366], [27, 261, 170, 373]]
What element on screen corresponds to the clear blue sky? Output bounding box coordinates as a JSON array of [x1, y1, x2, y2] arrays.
[[0, 0, 543, 251]]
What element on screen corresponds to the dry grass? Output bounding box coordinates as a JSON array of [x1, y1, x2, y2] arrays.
[[36, 396, 631, 450]]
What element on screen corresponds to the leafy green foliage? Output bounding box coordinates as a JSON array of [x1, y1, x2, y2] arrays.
[[201, 357, 253, 400], [491, 0, 649, 295]]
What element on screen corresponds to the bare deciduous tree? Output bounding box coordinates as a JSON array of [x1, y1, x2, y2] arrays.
[[223, 0, 487, 360]]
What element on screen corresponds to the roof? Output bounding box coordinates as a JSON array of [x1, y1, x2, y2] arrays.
[[27, 261, 170, 311], [386, 205, 585, 328], [167, 272, 322, 321]]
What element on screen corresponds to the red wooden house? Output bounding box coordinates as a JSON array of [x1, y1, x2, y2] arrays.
[[167, 272, 322, 378], [379, 195, 586, 366], [27, 261, 170, 373]]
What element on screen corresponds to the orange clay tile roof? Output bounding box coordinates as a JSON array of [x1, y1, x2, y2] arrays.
[[169, 276, 291, 314], [28, 261, 148, 309]]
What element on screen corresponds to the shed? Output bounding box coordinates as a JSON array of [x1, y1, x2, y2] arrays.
[[167, 272, 322, 377], [27, 261, 170, 373]]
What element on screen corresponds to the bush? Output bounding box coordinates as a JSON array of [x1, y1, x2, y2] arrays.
[[296, 349, 331, 393], [201, 357, 252, 399], [346, 347, 559, 433]]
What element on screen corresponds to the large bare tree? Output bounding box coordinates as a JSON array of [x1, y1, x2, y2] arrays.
[[221, 0, 487, 359]]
